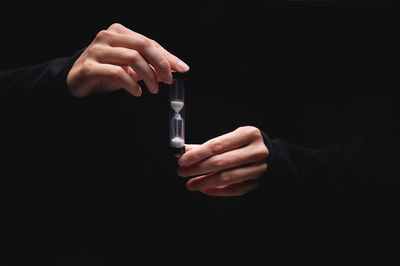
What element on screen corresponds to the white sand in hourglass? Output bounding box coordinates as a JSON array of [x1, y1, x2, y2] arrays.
[[171, 101, 184, 113], [170, 137, 184, 148]]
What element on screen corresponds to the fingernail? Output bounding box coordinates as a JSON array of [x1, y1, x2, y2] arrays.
[[176, 61, 190, 72]]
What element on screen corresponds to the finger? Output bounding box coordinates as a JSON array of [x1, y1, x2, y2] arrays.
[[178, 145, 251, 177], [154, 41, 190, 73], [178, 141, 268, 178], [183, 144, 199, 152], [100, 29, 174, 84], [178, 128, 253, 167], [95, 46, 159, 94], [199, 180, 259, 197], [125, 65, 165, 84], [122, 66, 140, 81], [186, 162, 267, 191], [174, 145, 199, 159], [92, 63, 142, 97], [150, 65, 163, 82], [107, 24, 189, 77]]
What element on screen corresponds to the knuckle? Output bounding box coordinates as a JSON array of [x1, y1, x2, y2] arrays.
[[109, 66, 125, 80], [85, 44, 101, 58], [108, 23, 123, 30], [211, 155, 225, 168], [95, 30, 110, 42], [219, 171, 232, 182], [136, 35, 152, 49], [156, 57, 170, 70], [248, 126, 262, 139], [79, 61, 96, 77], [210, 139, 224, 154], [186, 151, 199, 162], [125, 50, 140, 63], [254, 145, 269, 160], [235, 126, 246, 134], [237, 126, 260, 139]]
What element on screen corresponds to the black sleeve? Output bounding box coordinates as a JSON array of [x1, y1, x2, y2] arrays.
[[0, 48, 84, 104], [259, 131, 366, 185]]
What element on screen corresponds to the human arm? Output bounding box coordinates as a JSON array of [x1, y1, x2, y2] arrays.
[[66, 23, 189, 98], [177, 126, 269, 196], [177, 126, 365, 196], [1, 23, 189, 101], [0, 51, 81, 101]]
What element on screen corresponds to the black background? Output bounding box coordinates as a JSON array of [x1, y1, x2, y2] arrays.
[[1, 0, 398, 265]]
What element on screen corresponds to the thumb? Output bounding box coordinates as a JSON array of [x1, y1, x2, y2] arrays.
[[184, 144, 199, 152]]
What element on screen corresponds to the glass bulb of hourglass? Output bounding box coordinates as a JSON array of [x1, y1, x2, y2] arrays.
[[171, 100, 184, 113], [170, 114, 184, 148], [169, 77, 185, 155]]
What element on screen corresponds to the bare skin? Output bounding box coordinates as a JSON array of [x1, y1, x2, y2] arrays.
[[66, 24, 267, 197], [178, 126, 269, 197], [67, 23, 189, 98]]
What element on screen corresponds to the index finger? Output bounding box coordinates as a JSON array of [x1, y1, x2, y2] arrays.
[[177, 128, 252, 167], [107, 23, 189, 82], [155, 42, 190, 73]]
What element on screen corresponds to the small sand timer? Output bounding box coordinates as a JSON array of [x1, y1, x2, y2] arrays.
[[169, 73, 186, 156]]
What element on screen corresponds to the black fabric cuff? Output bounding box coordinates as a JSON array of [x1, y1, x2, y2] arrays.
[[34, 47, 85, 101], [57, 48, 86, 100], [244, 129, 277, 197], [259, 130, 299, 185], [260, 130, 275, 181]]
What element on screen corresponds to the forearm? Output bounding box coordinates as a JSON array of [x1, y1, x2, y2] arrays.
[[260, 131, 365, 184], [0, 49, 84, 102]]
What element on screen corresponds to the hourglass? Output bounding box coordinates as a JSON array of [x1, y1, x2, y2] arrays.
[[169, 74, 186, 156]]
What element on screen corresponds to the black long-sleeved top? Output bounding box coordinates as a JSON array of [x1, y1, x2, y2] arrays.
[[0, 48, 374, 185], [1, 2, 398, 263], [0, 45, 397, 263], [1, 2, 396, 192], [1, 46, 396, 204]]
